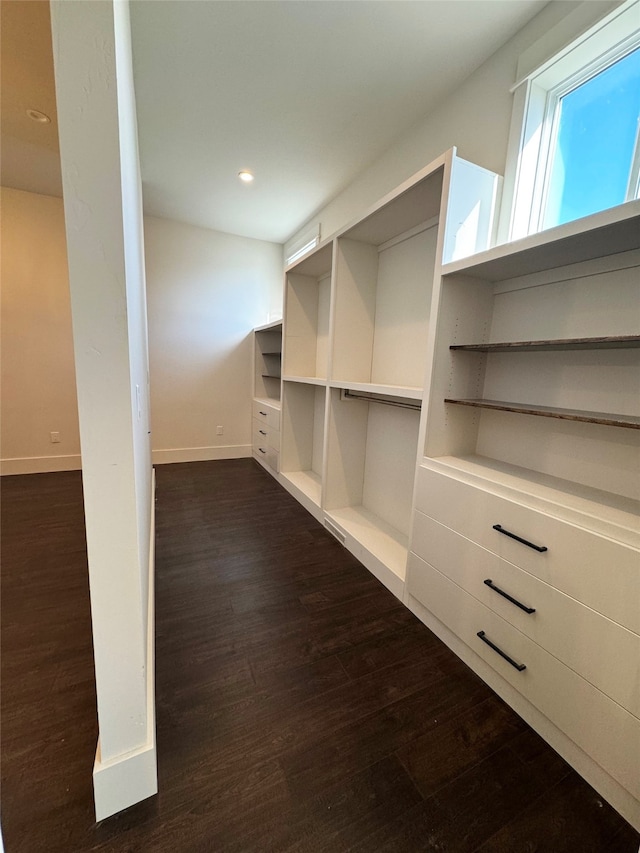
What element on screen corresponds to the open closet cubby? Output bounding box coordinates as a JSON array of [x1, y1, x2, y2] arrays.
[[324, 387, 420, 592], [253, 320, 282, 403], [280, 380, 327, 512], [330, 169, 442, 397], [283, 241, 333, 383]]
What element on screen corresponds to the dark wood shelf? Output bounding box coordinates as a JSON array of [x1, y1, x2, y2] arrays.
[[444, 398, 640, 430], [450, 335, 640, 353]]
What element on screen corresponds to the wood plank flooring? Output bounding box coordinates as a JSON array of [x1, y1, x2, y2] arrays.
[[2, 459, 639, 852]]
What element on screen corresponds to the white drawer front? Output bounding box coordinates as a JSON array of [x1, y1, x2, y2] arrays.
[[252, 419, 280, 452], [407, 552, 640, 801], [252, 419, 270, 448], [253, 400, 280, 431], [415, 466, 640, 634], [410, 511, 640, 717], [254, 443, 278, 471]]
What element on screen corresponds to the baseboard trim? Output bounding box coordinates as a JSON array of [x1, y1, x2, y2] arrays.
[[152, 444, 251, 465], [0, 454, 82, 475], [93, 470, 158, 821]]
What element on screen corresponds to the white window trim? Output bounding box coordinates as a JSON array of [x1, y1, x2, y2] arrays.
[[499, 0, 640, 243]]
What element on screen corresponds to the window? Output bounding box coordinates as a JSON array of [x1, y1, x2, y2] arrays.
[[504, 0, 640, 241]]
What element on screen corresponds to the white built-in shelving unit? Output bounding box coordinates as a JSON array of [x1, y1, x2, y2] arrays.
[[277, 148, 500, 592], [254, 152, 640, 830], [252, 320, 282, 474], [407, 198, 640, 832]]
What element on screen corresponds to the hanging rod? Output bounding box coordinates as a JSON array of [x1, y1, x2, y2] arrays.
[[341, 389, 422, 411]]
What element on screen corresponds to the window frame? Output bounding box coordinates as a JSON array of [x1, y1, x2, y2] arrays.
[[500, 0, 640, 242]]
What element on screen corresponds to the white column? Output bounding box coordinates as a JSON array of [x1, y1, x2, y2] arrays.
[[50, 0, 157, 820]]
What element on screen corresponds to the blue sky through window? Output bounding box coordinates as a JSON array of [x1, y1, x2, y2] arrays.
[[544, 46, 640, 228]]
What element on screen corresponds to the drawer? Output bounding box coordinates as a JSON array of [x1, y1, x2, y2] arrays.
[[415, 465, 640, 634], [254, 443, 278, 471], [410, 511, 640, 717], [253, 400, 280, 431], [407, 552, 640, 801], [252, 419, 280, 452]]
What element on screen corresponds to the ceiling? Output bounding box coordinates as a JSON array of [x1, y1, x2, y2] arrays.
[[1, 0, 549, 244]]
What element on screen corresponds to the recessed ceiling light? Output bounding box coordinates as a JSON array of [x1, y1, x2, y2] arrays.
[[26, 109, 51, 123], [238, 170, 254, 183]]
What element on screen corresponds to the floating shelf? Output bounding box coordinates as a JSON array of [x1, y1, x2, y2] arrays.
[[450, 335, 640, 353], [444, 398, 640, 430]]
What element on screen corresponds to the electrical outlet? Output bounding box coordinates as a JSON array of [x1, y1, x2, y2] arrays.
[[50, 431, 61, 443], [216, 425, 224, 435]]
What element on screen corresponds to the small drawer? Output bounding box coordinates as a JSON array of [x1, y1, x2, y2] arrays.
[[409, 510, 640, 717], [253, 419, 271, 447], [254, 443, 278, 471], [253, 400, 280, 431], [407, 552, 640, 801], [414, 465, 640, 634]]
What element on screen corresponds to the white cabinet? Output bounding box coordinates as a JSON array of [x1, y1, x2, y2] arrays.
[[406, 200, 640, 831], [272, 155, 640, 828]]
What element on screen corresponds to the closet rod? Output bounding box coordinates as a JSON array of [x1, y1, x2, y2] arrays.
[[341, 389, 421, 411]]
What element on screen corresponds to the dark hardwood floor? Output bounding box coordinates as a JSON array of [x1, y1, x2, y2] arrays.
[[2, 459, 638, 852]]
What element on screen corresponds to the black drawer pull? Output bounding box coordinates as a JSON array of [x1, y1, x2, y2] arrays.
[[493, 524, 547, 553], [259, 411, 267, 416], [259, 429, 267, 435], [477, 631, 526, 671], [258, 448, 266, 454], [484, 579, 535, 614]]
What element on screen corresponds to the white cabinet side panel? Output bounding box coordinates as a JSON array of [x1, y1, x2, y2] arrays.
[[362, 403, 420, 537], [332, 239, 378, 382], [370, 226, 437, 388]]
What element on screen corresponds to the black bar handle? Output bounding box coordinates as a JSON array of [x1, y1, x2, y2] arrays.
[[259, 411, 267, 416], [477, 631, 526, 671], [493, 524, 547, 553], [258, 448, 266, 454], [484, 579, 535, 614], [259, 429, 267, 435]]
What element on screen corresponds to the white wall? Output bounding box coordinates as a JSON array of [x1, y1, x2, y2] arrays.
[[144, 215, 283, 464], [51, 0, 156, 821], [0, 187, 80, 474], [285, 1, 613, 253], [0, 199, 283, 473]]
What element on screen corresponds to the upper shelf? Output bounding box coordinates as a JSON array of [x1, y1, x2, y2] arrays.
[[286, 240, 333, 277], [254, 319, 283, 333], [441, 200, 640, 282], [339, 159, 445, 247], [450, 335, 640, 353]]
